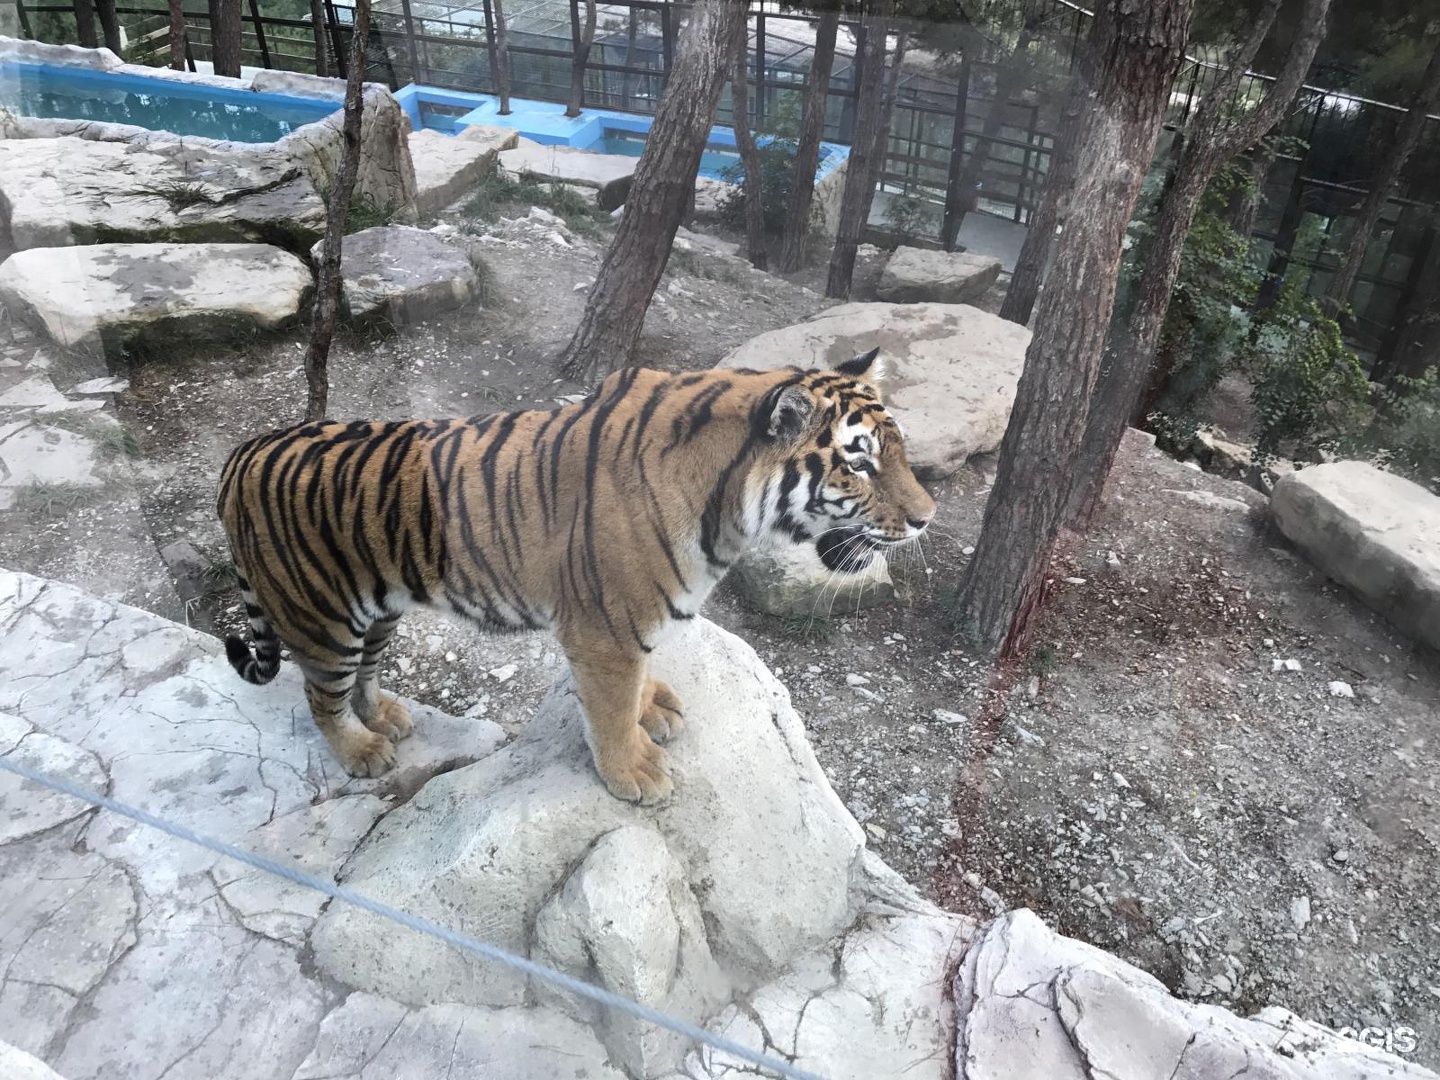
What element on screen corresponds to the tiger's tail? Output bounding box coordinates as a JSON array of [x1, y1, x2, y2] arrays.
[[224, 575, 282, 685]]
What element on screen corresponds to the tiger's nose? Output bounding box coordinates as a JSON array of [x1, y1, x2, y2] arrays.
[[904, 514, 932, 538]]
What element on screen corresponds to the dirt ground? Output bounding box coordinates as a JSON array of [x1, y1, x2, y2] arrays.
[[1, 198, 1435, 1068]]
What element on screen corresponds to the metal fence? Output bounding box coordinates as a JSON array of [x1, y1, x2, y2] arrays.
[[10, 0, 1439, 369]]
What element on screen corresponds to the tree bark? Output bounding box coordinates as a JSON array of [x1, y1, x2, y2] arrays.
[[94, 0, 122, 54], [999, 66, 1084, 325], [1066, 0, 1332, 528], [777, 8, 839, 273], [940, 45, 973, 252], [825, 3, 895, 300], [309, 0, 330, 76], [167, 0, 188, 69], [1222, 134, 1279, 240], [493, 0, 512, 114], [1376, 225, 1440, 384], [557, 0, 749, 381], [207, 0, 244, 77], [73, 0, 98, 49], [565, 0, 597, 118], [730, 16, 768, 270], [952, 0, 1193, 657], [1323, 38, 1440, 319], [305, 0, 369, 422], [622, 8, 640, 108]]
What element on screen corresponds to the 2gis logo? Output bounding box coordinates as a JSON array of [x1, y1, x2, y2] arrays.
[[1335, 1025, 1419, 1055]]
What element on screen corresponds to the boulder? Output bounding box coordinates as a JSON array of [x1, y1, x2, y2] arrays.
[[311, 617, 866, 1073], [877, 247, 1003, 305], [0, 243, 314, 352], [0, 137, 326, 251], [953, 909, 1435, 1080], [721, 302, 1031, 478], [499, 142, 635, 210], [411, 125, 518, 215], [0, 1039, 69, 1080], [278, 84, 418, 220], [311, 226, 479, 325], [1272, 462, 1440, 651], [730, 541, 895, 618]]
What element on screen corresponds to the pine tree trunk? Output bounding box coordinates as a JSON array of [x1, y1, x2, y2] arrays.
[[207, 0, 244, 77], [952, 0, 1193, 657], [622, 10, 639, 108], [1066, 0, 1332, 528], [493, 0, 512, 114], [1222, 135, 1278, 240], [73, 0, 98, 49], [94, 0, 122, 53], [565, 0, 597, 118], [557, 0, 749, 381], [305, 0, 370, 422], [730, 16, 768, 271], [940, 46, 973, 252], [167, 0, 188, 69], [309, 0, 330, 76], [1377, 227, 1440, 384], [777, 8, 839, 273], [1323, 39, 1440, 319], [825, 2, 894, 300], [999, 68, 1084, 325]]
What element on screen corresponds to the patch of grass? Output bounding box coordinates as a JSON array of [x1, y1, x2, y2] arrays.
[[460, 169, 612, 238], [1027, 644, 1059, 677], [771, 613, 835, 642], [155, 180, 211, 210], [201, 557, 239, 593], [13, 480, 102, 518], [344, 193, 406, 234], [664, 244, 747, 287], [26, 411, 141, 459]]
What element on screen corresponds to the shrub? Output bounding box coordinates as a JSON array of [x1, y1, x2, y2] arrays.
[[880, 194, 937, 250]]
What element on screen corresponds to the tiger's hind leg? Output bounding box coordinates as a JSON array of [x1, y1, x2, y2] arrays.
[[299, 658, 397, 778], [351, 616, 413, 743], [562, 631, 673, 805], [639, 678, 684, 743]]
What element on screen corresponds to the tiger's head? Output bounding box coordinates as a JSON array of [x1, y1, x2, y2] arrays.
[[752, 348, 936, 572]]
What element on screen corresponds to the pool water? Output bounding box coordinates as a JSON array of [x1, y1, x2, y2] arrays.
[[597, 130, 743, 181], [0, 62, 338, 143]]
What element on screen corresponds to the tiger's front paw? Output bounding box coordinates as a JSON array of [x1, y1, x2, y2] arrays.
[[639, 678, 685, 743], [361, 694, 414, 742], [335, 728, 398, 778], [597, 729, 673, 805]]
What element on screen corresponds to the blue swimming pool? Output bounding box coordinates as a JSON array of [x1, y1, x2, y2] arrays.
[[0, 62, 338, 142], [597, 128, 744, 180]]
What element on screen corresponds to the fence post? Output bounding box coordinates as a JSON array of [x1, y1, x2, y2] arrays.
[[247, 0, 273, 69], [398, 0, 420, 83], [482, 0, 498, 95], [325, 0, 347, 79], [15, 0, 32, 39], [660, 4, 673, 95], [753, 9, 765, 132]]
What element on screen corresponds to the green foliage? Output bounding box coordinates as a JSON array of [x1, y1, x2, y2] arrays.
[[344, 193, 407, 233], [460, 169, 611, 237], [717, 139, 799, 237], [880, 194, 937, 250], [1361, 367, 1440, 492]]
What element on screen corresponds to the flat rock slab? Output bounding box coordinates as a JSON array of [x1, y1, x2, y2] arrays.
[[731, 542, 895, 617], [721, 302, 1031, 478], [1272, 461, 1440, 651], [953, 909, 1435, 1080], [498, 143, 635, 210], [877, 246, 1003, 305], [411, 125, 518, 214], [0, 422, 102, 510], [0, 243, 314, 352], [0, 137, 326, 251], [312, 226, 477, 326]]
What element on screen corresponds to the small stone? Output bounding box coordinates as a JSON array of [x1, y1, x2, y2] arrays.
[[1010, 723, 1045, 748], [70, 376, 130, 395], [1290, 895, 1311, 931], [445, 651, 458, 663], [1327, 680, 1354, 698], [1063, 577, 1087, 585], [933, 709, 967, 725], [865, 823, 887, 841], [962, 545, 975, 556], [1112, 772, 1130, 789], [1106, 551, 1122, 568], [1332, 849, 1350, 864], [488, 663, 518, 683], [845, 673, 869, 687], [1285, 658, 1303, 672], [396, 656, 413, 674], [1263, 637, 1275, 647], [1272, 658, 1303, 673], [1024, 676, 1040, 701]]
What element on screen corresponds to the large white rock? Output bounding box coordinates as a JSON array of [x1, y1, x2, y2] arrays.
[[0, 243, 313, 351], [499, 142, 635, 210], [0, 136, 326, 251], [411, 125, 518, 214], [312, 225, 479, 325], [1272, 462, 1440, 651], [953, 909, 1435, 1080], [730, 541, 895, 617], [311, 618, 866, 1020], [877, 246, 1003, 305], [0, 1039, 69, 1080], [720, 302, 1031, 478]]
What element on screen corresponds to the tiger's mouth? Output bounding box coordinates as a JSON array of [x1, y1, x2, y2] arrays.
[[816, 527, 886, 572]]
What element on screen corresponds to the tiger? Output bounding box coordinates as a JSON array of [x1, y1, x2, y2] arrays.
[[216, 348, 935, 804]]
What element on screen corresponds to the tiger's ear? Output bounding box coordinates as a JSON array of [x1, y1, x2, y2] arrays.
[[763, 384, 815, 442], [835, 347, 885, 385]]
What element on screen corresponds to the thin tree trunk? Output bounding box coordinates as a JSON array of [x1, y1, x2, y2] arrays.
[[952, 0, 1193, 657], [731, 16, 768, 270], [1067, 0, 1332, 528], [777, 7, 839, 273], [940, 45, 973, 252], [826, 3, 895, 300], [167, 0, 188, 69], [1323, 38, 1440, 319], [557, 0, 749, 381], [565, 0, 597, 118], [207, 0, 243, 77], [493, 0, 512, 114], [73, 0, 98, 49], [1376, 225, 1440, 384], [622, 9, 639, 108], [309, 0, 330, 76], [999, 66, 1083, 325], [95, 0, 121, 53], [1223, 135, 1279, 240], [305, 0, 369, 422]]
